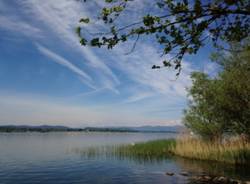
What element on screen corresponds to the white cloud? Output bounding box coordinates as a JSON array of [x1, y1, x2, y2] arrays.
[[14, 0, 193, 99], [123, 91, 154, 104], [0, 93, 181, 126], [111, 43, 193, 98], [20, 0, 193, 116], [0, 15, 42, 38], [0, 1, 43, 38], [36, 44, 92, 81], [0, 94, 98, 127], [18, 0, 120, 92], [0, 0, 201, 125]]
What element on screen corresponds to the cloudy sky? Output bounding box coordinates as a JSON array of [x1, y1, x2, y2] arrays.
[[0, 0, 218, 127]]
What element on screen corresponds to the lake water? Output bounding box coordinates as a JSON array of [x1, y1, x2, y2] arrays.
[[0, 132, 249, 184]]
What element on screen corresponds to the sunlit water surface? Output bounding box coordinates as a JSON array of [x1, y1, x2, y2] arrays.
[[0, 132, 249, 184]]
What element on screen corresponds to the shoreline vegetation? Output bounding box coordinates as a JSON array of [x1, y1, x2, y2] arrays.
[[0, 125, 180, 133], [109, 137, 250, 183], [117, 138, 250, 165], [174, 137, 250, 165], [80, 138, 250, 166]]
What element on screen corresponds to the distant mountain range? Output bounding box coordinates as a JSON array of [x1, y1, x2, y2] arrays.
[[0, 125, 183, 133], [0, 125, 78, 132]]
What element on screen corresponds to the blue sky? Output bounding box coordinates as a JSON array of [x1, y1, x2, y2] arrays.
[[0, 0, 218, 127]]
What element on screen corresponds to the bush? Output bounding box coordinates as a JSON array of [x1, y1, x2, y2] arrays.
[[184, 44, 250, 140]]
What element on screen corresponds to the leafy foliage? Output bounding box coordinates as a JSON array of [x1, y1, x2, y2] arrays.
[[184, 43, 250, 140], [184, 72, 225, 140], [77, 0, 250, 75], [214, 43, 250, 137]]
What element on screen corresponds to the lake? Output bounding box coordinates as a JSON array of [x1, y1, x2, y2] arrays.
[[0, 132, 249, 184]]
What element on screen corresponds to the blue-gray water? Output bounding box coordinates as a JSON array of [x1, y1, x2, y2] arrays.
[[0, 132, 249, 184]]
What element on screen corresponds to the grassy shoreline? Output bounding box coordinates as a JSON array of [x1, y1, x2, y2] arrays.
[[114, 137, 250, 165], [114, 139, 176, 158], [173, 137, 250, 165]]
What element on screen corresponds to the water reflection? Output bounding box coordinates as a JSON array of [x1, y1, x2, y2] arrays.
[[72, 146, 168, 164], [0, 132, 249, 184], [72, 145, 250, 182], [175, 157, 250, 181]]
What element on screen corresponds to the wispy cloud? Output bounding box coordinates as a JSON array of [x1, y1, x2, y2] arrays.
[[0, 93, 99, 126], [18, 0, 120, 92], [0, 15, 42, 38], [123, 91, 154, 104], [0, 93, 181, 126], [0, 0, 204, 125], [36, 44, 92, 81], [111, 43, 193, 97], [14, 0, 193, 98], [0, 1, 42, 38], [21, 0, 193, 113]]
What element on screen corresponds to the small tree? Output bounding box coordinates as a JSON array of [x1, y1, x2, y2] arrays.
[[184, 72, 225, 141], [215, 44, 250, 138], [184, 42, 250, 140]]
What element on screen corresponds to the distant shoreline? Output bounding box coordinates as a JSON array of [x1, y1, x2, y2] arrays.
[[0, 125, 181, 133]]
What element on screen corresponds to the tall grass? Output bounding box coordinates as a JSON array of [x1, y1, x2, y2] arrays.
[[74, 136, 250, 165], [114, 136, 250, 165], [115, 139, 176, 158], [173, 137, 250, 165], [73, 139, 176, 161]]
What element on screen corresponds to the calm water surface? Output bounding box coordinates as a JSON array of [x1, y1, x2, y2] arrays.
[[0, 132, 249, 184]]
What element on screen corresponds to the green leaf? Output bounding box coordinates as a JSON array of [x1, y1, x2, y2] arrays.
[[90, 38, 100, 47], [163, 60, 172, 67], [79, 18, 90, 23], [80, 38, 87, 46], [143, 15, 155, 26]]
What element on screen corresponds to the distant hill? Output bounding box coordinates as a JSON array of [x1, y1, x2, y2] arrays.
[[0, 125, 83, 132], [83, 127, 138, 132], [0, 125, 183, 133]]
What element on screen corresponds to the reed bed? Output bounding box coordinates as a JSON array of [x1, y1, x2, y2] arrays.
[[173, 137, 250, 165], [75, 137, 250, 165]]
